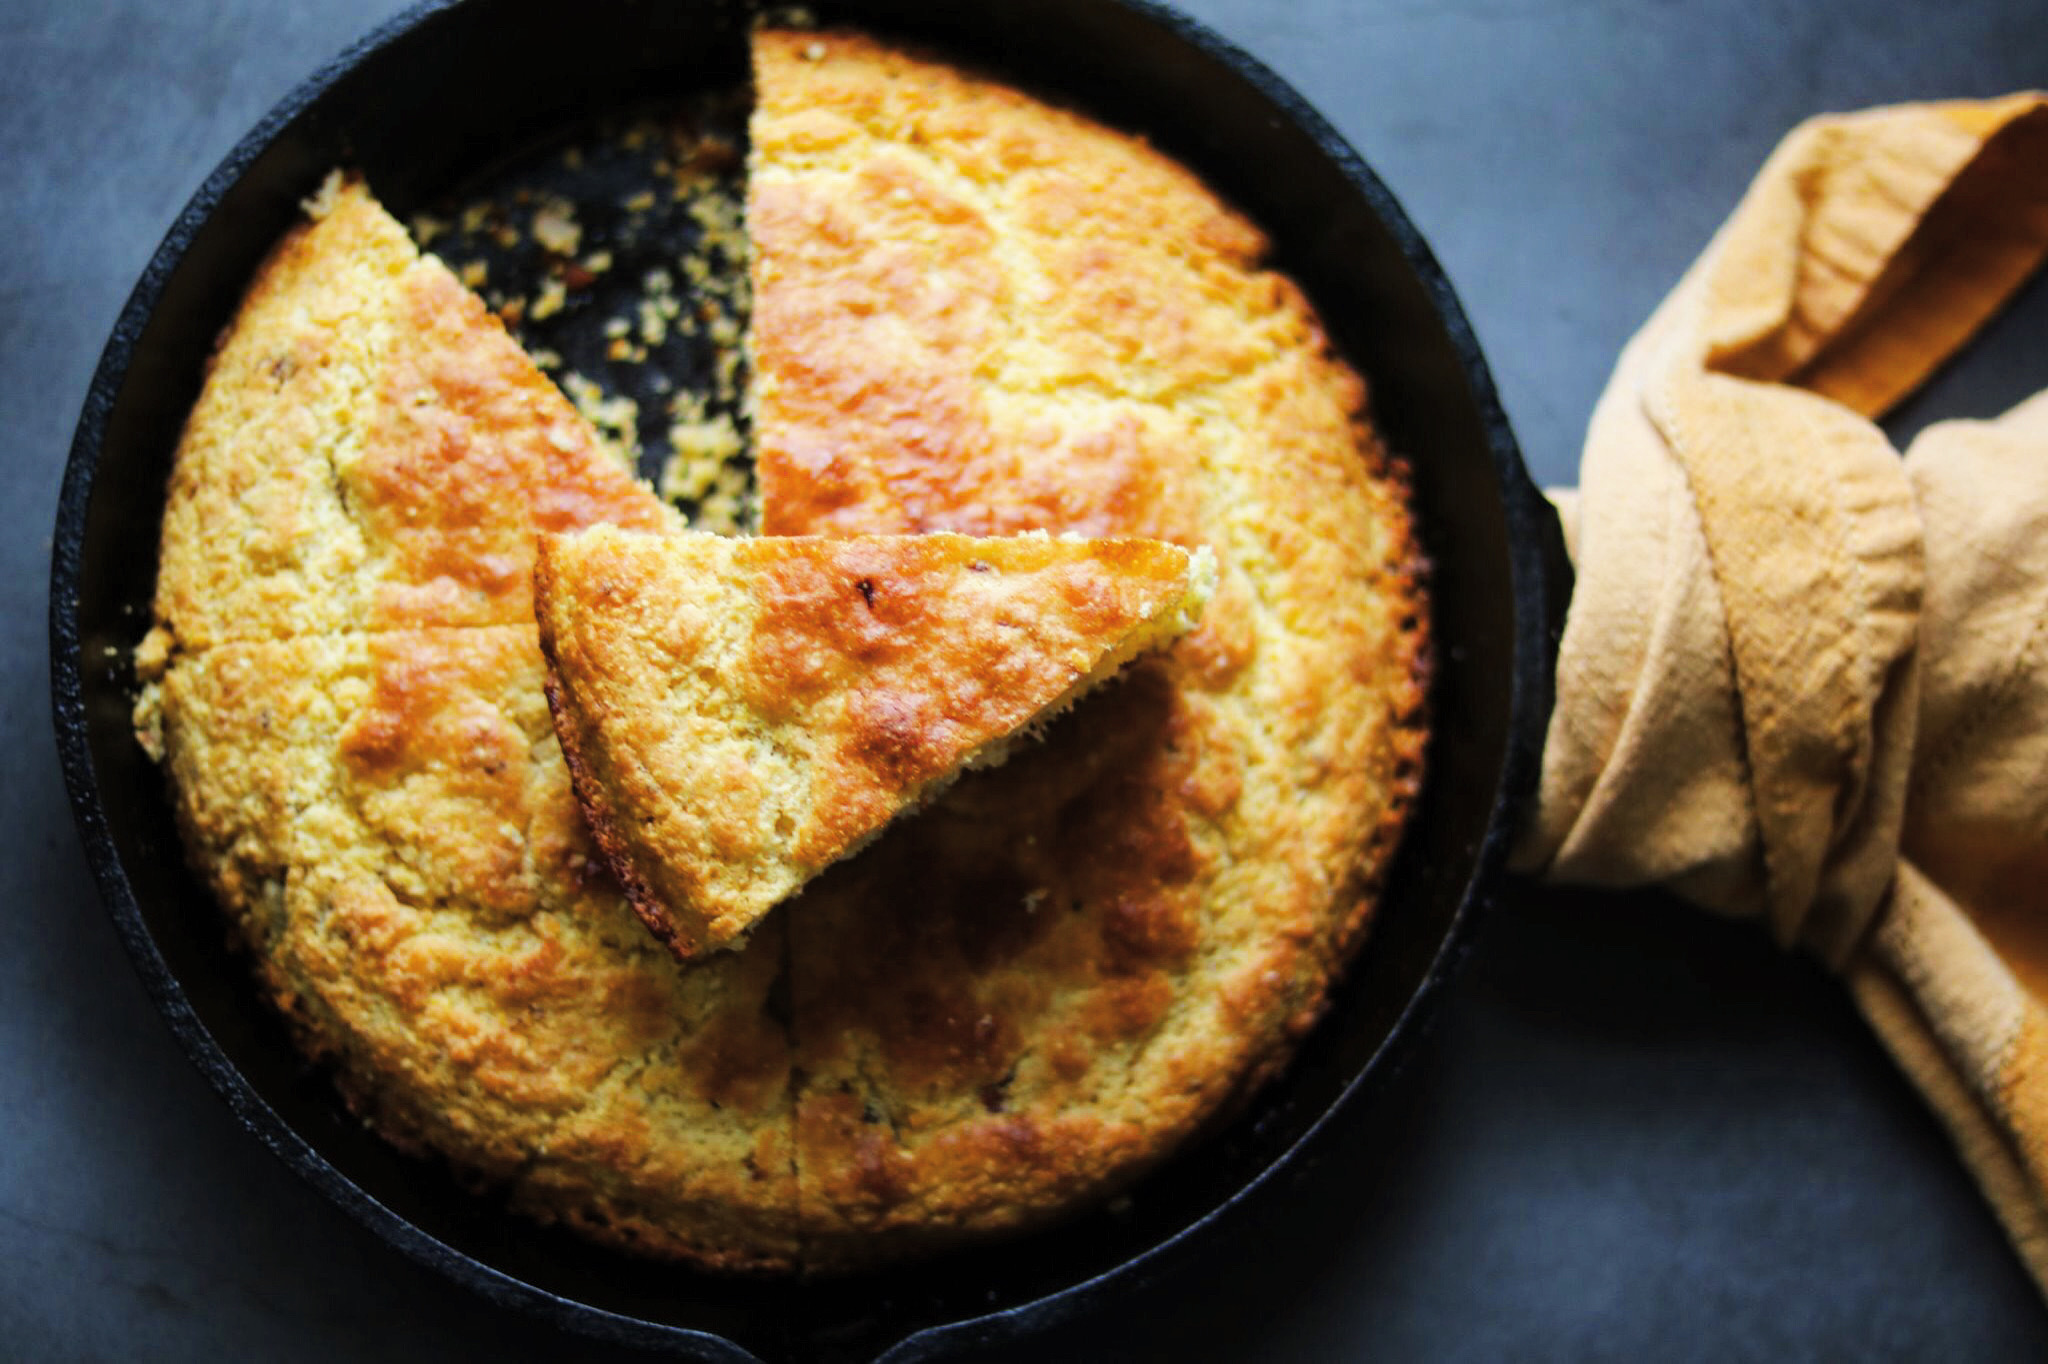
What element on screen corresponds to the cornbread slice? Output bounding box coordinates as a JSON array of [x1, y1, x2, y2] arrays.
[[533, 526, 1215, 959], [150, 173, 671, 655]]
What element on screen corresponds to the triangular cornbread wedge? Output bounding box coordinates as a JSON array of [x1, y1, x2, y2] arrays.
[[148, 173, 673, 655], [534, 526, 1214, 959]]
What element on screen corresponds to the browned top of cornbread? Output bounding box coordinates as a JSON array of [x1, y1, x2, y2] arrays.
[[153, 626, 801, 1267], [150, 176, 671, 655], [535, 527, 1212, 960], [750, 28, 1428, 1266], [140, 180, 801, 1269], [138, 23, 1429, 1276]]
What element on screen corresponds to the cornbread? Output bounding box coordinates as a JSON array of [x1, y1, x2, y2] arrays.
[[136, 26, 1429, 1274], [535, 526, 1214, 958]]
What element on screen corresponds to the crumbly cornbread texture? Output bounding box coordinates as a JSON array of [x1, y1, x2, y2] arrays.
[[137, 27, 1428, 1274], [535, 526, 1212, 959], [750, 29, 1427, 1267], [149, 177, 671, 654]]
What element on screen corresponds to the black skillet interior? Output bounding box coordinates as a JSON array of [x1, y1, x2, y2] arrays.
[[49, 0, 1564, 1359]]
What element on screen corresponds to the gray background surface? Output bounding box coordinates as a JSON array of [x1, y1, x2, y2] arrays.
[[7, 0, 2048, 1358]]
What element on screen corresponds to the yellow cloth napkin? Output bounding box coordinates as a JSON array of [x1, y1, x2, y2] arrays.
[[1511, 94, 2048, 1291]]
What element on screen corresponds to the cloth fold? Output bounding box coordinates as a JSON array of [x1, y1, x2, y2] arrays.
[[1512, 93, 2048, 1292]]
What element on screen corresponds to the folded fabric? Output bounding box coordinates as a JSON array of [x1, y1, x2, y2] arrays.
[[1512, 94, 2048, 1292]]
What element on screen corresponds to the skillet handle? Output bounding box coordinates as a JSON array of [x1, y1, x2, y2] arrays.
[[1498, 455, 1573, 847], [1532, 484, 1574, 676]]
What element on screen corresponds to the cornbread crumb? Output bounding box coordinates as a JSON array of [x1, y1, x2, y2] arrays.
[[131, 680, 164, 762], [134, 623, 173, 679], [660, 413, 744, 498], [561, 371, 640, 466], [531, 197, 582, 255], [300, 168, 346, 219], [692, 466, 754, 536]]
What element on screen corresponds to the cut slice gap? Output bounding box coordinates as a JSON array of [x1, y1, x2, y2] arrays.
[[402, 93, 758, 532], [535, 525, 1214, 960]]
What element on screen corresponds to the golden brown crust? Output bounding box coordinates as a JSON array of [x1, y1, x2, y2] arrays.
[[534, 527, 1207, 959], [142, 25, 1430, 1275], [751, 29, 1430, 1265], [152, 176, 671, 656], [541, 662, 695, 962], [143, 181, 801, 1271], [156, 628, 802, 1269]]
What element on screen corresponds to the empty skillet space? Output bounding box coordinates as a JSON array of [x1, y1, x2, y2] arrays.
[[52, 0, 1545, 1357]]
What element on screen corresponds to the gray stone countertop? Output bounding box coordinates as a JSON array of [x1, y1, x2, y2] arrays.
[[5, 0, 2047, 1358]]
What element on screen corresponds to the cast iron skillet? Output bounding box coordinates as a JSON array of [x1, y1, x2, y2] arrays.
[[49, 0, 1569, 1358]]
